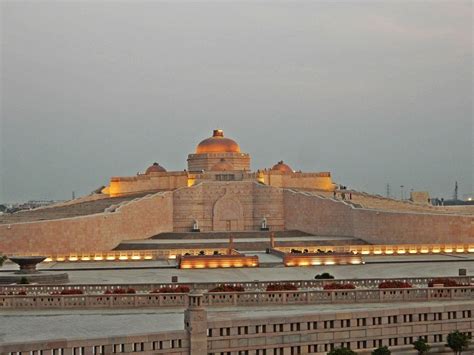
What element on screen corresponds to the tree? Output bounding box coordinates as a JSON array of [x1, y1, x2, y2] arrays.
[[447, 330, 471, 354], [315, 272, 335, 280], [327, 347, 356, 355], [372, 346, 391, 355], [413, 337, 430, 354]]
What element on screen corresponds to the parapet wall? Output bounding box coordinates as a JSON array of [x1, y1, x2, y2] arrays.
[[0, 192, 174, 255], [107, 172, 188, 197], [284, 190, 474, 244]]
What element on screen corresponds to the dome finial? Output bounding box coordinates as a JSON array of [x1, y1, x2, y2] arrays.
[[213, 129, 224, 137]]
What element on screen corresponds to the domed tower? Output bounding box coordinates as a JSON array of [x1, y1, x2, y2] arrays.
[[187, 129, 250, 172]]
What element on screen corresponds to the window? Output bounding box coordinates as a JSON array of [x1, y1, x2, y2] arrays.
[[324, 320, 334, 329], [290, 323, 300, 331]]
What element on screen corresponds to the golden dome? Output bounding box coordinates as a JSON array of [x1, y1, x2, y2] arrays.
[[211, 159, 234, 171], [196, 129, 240, 154], [145, 162, 167, 174], [271, 161, 293, 173]]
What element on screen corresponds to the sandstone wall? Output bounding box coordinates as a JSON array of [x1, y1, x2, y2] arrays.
[[283, 190, 354, 237], [284, 190, 474, 244], [187, 152, 251, 172], [263, 172, 335, 191], [0, 192, 173, 255], [351, 208, 474, 245], [173, 182, 285, 232]]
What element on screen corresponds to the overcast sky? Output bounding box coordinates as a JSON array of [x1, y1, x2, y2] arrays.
[[0, 0, 472, 203]]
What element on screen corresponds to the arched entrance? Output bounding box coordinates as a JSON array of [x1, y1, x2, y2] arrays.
[[212, 196, 244, 231]]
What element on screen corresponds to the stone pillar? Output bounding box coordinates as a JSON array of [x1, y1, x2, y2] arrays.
[[228, 234, 234, 255], [270, 232, 275, 249], [184, 291, 208, 355]]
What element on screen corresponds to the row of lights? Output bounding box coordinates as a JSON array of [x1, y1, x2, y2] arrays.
[[42, 245, 474, 263], [357, 246, 472, 255], [44, 254, 155, 262], [286, 259, 363, 267], [180, 261, 258, 269]]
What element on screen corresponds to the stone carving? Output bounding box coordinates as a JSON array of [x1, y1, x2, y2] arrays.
[[261, 216, 269, 231]]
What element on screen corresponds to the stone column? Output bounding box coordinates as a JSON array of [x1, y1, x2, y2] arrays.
[[184, 291, 208, 355]]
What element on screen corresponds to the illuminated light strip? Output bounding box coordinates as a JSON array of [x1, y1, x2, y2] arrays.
[[397, 250, 406, 254], [81, 256, 91, 261], [456, 248, 465, 253], [432, 248, 440, 253], [68, 256, 78, 261], [94, 256, 104, 261]]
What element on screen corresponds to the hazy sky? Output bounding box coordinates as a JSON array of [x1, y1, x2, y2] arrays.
[[0, 0, 472, 203]]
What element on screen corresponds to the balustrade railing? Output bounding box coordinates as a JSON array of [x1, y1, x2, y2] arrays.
[[1, 275, 470, 296], [1, 286, 473, 310]]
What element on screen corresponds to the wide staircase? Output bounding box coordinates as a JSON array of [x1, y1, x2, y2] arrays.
[[0, 192, 158, 224], [114, 230, 369, 251]]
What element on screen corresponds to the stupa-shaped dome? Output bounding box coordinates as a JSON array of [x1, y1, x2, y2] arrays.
[[145, 162, 167, 174], [271, 161, 293, 173], [196, 129, 240, 154], [210, 159, 234, 171]]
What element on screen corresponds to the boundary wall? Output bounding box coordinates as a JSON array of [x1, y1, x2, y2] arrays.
[[284, 190, 474, 245], [0, 192, 173, 254]]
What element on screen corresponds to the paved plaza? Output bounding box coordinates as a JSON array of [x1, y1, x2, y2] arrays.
[[2, 255, 473, 284]]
